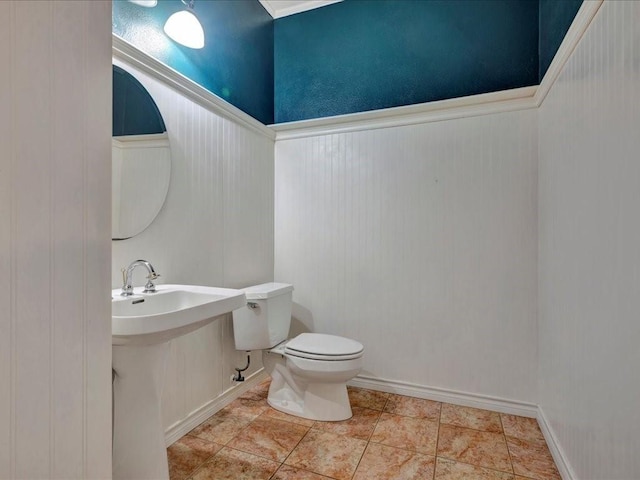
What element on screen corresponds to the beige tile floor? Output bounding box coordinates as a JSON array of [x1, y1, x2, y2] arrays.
[[167, 379, 560, 480]]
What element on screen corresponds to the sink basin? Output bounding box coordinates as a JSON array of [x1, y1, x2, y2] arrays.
[[111, 284, 245, 345], [111, 283, 246, 480]]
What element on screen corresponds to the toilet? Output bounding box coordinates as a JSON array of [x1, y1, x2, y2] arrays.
[[233, 283, 364, 421]]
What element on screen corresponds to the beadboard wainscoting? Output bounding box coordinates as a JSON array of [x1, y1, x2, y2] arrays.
[[538, 1, 640, 478], [111, 53, 275, 438], [0, 1, 112, 477], [274, 108, 539, 405]]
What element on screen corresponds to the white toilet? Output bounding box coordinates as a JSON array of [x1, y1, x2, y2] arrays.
[[233, 282, 364, 421]]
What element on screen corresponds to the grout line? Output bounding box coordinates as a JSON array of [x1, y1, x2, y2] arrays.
[[365, 438, 438, 457], [184, 453, 216, 480], [435, 455, 521, 477], [279, 426, 313, 471], [499, 413, 516, 475], [437, 420, 505, 436], [184, 454, 213, 480], [348, 433, 368, 479], [432, 400, 443, 480], [346, 390, 390, 478], [380, 391, 390, 412], [171, 435, 225, 479]]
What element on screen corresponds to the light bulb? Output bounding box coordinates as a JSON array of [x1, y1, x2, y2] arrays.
[[164, 10, 205, 49]]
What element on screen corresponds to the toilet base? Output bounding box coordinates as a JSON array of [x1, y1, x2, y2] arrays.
[[266, 361, 353, 421]]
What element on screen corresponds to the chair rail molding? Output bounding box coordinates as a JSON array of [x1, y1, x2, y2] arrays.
[[112, 35, 275, 141], [271, 87, 538, 140]]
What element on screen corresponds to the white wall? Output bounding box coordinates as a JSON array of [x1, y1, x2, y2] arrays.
[[538, 1, 640, 478], [111, 59, 274, 431], [0, 1, 112, 478], [275, 110, 539, 403]]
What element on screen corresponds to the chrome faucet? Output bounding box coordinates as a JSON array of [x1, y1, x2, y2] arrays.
[[120, 259, 160, 296]]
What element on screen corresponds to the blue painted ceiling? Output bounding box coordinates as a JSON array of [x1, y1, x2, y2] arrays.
[[113, 0, 274, 124], [113, 0, 582, 125], [275, 0, 540, 123]]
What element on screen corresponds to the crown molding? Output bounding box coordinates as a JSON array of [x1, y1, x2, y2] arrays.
[[112, 132, 170, 149], [259, 0, 342, 19], [534, 0, 604, 107], [257, 0, 277, 18], [112, 35, 275, 141]]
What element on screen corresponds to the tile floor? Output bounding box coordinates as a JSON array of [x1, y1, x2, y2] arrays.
[[167, 379, 561, 480]]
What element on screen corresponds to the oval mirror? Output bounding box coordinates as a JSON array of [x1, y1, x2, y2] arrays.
[[112, 65, 171, 240]]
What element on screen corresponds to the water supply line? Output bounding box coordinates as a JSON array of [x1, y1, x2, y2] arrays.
[[233, 352, 251, 382]]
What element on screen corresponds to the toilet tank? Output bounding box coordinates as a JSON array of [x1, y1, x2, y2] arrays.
[[232, 283, 293, 351]]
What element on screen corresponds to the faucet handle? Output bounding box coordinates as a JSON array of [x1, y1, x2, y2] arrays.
[[143, 272, 160, 293], [120, 267, 134, 296]]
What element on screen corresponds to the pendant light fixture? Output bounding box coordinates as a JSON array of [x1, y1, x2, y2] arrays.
[[163, 0, 205, 49]]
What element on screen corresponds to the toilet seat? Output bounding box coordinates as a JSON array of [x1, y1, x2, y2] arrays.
[[284, 333, 364, 361]]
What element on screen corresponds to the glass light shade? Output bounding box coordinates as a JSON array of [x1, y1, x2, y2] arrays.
[[163, 10, 205, 49], [128, 0, 158, 6]]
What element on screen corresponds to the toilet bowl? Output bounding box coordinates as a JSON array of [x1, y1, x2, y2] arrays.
[[264, 333, 363, 421], [233, 283, 364, 421]]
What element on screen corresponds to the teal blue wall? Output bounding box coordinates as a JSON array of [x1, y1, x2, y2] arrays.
[[274, 0, 539, 123], [539, 0, 582, 80], [113, 0, 274, 124]]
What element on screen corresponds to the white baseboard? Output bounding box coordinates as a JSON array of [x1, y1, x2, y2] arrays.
[[164, 369, 268, 446], [349, 375, 538, 418], [537, 407, 576, 480]]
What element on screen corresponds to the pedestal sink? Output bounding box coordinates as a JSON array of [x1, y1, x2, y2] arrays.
[[111, 284, 245, 480]]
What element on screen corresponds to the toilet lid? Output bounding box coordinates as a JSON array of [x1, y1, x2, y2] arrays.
[[284, 333, 364, 360]]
